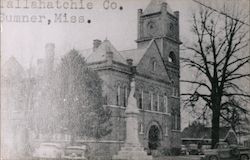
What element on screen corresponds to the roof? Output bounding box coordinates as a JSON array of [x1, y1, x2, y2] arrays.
[[85, 39, 127, 64], [120, 39, 156, 66], [120, 48, 147, 66], [79, 48, 93, 60], [182, 126, 233, 140], [2, 56, 26, 79], [143, 0, 173, 15]]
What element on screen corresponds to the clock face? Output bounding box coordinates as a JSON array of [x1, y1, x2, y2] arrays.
[[147, 21, 158, 36]]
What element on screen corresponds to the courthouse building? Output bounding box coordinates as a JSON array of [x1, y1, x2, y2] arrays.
[[75, 0, 182, 156]]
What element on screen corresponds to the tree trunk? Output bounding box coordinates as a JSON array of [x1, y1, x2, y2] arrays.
[[211, 108, 220, 148]]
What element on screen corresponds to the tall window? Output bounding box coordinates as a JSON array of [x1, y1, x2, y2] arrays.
[[152, 60, 157, 71], [145, 91, 150, 110], [153, 93, 158, 111], [177, 114, 180, 130], [172, 87, 179, 97], [138, 90, 143, 109], [164, 94, 168, 113], [175, 114, 178, 130], [171, 111, 179, 130], [171, 112, 175, 130], [165, 126, 168, 136], [139, 122, 144, 134], [123, 86, 128, 107], [117, 85, 121, 106], [157, 94, 160, 111], [150, 91, 153, 110]]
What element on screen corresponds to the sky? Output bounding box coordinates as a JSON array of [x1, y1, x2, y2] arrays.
[[1, 0, 195, 67], [1, 0, 249, 129]]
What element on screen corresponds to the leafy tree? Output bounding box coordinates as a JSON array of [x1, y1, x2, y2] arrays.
[[181, 1, 250, 148], [55, 49, 112, 143]]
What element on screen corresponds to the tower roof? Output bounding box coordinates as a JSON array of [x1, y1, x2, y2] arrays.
[[143, 0, 173, 15]]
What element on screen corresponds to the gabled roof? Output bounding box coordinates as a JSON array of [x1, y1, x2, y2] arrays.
[[2, 56, 26, 79], [85, 39, 127, 64], [120, 39, 157, 66], [120, 48, 147, 66], [143, 0, 173, 15]]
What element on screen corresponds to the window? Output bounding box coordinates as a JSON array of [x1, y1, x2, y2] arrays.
[[171, 111, 175, 130], [168, 51, 176, 64], [116, 85, 121, 106], [152, 60, 157, 71], [177, 114, 181, 130], [164, 94, 168, 113], [138, 90, 143, 109], [172, 111, 180, 130], [123, 86, 128, 107], [139, 122, 144, 134], [165, 126, 168, 136], [150, 91, 153, 110], [160, 95, 164, 112], [157, 94, 160, 111], [153, 93, 158, 111], [172, 88, 179, 97], [145, 91, 150, 110], [175, 114, 178, 130]]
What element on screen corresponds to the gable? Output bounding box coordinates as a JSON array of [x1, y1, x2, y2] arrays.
[[136, 40, 170, 82]]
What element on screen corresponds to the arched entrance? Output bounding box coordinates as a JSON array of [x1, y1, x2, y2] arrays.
[[148, 125, 160, 150]]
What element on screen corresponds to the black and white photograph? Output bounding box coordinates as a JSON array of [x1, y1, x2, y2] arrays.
[[1, 0, 250, 159]]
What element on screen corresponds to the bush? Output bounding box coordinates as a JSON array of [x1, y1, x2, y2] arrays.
[[170, 147, 181, 156], [159, 147, 181, 156], [159, 147, 171, 156]]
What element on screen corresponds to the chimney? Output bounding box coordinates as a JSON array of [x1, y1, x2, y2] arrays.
[[126, 58, 133, 66], [93, 39, 102, 51]]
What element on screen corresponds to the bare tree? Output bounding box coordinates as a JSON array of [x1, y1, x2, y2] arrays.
[[181, 1, 250, 148]]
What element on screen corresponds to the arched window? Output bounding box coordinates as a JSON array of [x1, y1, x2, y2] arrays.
[[175, 114, 178, 130], [168, 51, 176, 64], [138, 89, 143, 109], [157, 94, 160, 111], [164, 94, 168, 113], [116, 85, 121, 106], [123, 86, 128, 107], [165, 126, 169, 136], [139, 122, 144, 134], [171, 110, 175, 130], [150, 91, 153, 110], [152, 60, 157, 71]]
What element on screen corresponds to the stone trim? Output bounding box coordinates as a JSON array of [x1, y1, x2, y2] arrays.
[[105, 105, 126, 109], [105, 105, 171, 116], [141, 109, 171, 116]]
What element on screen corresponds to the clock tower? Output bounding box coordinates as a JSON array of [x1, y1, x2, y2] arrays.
[[136, 0, 181, 63], [136, 0, 181, 86]]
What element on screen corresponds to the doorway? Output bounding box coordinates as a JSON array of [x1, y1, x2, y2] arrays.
[[148, 125, 160, 150]]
